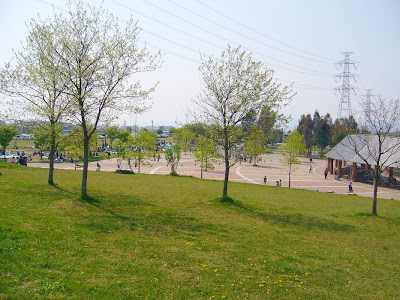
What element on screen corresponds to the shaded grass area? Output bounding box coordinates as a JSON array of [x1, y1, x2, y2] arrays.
[[1, 162, 400, 299]]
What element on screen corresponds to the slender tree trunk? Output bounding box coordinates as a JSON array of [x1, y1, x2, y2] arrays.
[[81, 135, 90, 198], [222, 138, 230, 198], [138, 156, 141, 174], [372, 166, 379, 216], [48, 122, 56, 185], [288, 164, 291, 188]]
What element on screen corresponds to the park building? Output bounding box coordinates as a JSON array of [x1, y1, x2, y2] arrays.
[[326, 134, 400, 187]]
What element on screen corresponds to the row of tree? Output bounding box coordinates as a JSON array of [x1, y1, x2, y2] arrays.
[[0, 1, 291, 201], [297, 111, 359, 154], [0, 1, 161, 197]]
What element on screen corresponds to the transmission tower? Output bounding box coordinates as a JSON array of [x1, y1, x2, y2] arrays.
[[334, 52, 359, 119]]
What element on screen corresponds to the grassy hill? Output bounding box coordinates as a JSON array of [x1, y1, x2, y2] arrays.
[[1, 162, 399, 299]]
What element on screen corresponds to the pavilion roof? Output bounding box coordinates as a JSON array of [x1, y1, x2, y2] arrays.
[[326, 134, 400, 168]]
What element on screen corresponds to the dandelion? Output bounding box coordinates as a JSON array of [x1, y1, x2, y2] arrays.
[[214, 269, 218, 273], [259, 284, 264, 287], [231, 283, 234, 286]]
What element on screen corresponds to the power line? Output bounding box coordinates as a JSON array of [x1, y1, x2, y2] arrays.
[[32, 0, 335, 91], [168, 0, 333, 64], [194, 0, 336, 63], [137, 0, 334, 77], [112, 0, 223, 51]]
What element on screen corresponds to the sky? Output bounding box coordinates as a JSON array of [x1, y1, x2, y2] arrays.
[[0, 0, 399, 130]]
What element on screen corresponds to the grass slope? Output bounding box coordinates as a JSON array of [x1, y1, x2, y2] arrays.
[[1, 162, 399, 299]]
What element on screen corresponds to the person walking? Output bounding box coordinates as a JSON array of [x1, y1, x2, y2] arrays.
[[263, 176, 267, 185], [348, 182, 353, 193], [324, 168, 328, 179], [96, 161, 101, 171]]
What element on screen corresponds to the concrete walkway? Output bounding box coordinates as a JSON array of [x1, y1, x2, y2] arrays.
[[28, 153, 400, 201]]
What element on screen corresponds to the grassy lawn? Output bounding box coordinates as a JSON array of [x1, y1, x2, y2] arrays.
[[1, 162, 399, 299]]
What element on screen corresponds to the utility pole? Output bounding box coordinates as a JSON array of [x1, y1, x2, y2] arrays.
[[334, 52, 359, 119]]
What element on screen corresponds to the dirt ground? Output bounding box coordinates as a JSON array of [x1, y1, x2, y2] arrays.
[[28, 152, 400, 201]]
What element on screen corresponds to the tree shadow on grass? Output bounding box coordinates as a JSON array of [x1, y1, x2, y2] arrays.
[[53, 183, 75, 194], [214, 197, 356, 232], [80, 195, 131, 221]]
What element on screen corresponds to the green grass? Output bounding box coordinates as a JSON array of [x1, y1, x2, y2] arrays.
[[1, 162, 399, 299]]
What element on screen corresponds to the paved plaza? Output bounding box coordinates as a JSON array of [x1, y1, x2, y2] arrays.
[[29, 152, 400, 201]]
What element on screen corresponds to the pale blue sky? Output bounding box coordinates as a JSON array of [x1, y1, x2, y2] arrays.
[[1, 0, 399, 128]]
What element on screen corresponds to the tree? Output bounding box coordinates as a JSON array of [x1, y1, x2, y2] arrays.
[[165, 146, 181, 175], [330, 116, 358, 146], [298, 114, 313, 156], [194, 135, 219, 178], [64, 127, 97, 169], [33, 124, 63, 159], [174, 126, 196, 154], [131, 129, 157, 173], [280, 130, 306, 188], [258, 105, 289, 144], [243, 126, 266, 166], [314, 113, 331, 152], [104, 125, 120, 148], [0, 18, 72, 185], [343, 96, 400, 215], [47, 1, 161, 198], [0, 124, 18, 155], [196, 45, 293, 199]]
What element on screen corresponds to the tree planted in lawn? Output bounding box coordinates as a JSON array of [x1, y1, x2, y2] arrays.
[[46, 0, 161, 197], [196, 45, 293, 198], [344, 96, 400, 215], [0, 19, 72, 185]]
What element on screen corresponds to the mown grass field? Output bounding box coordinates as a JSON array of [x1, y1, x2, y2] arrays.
[[1, 162, 399, 299]]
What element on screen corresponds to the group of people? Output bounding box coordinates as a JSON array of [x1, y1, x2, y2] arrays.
[[263, 176, 282, 187], [262, 160, 354, 193]]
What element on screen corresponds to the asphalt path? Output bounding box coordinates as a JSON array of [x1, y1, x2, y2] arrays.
[[28, 152, 400, 201]]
